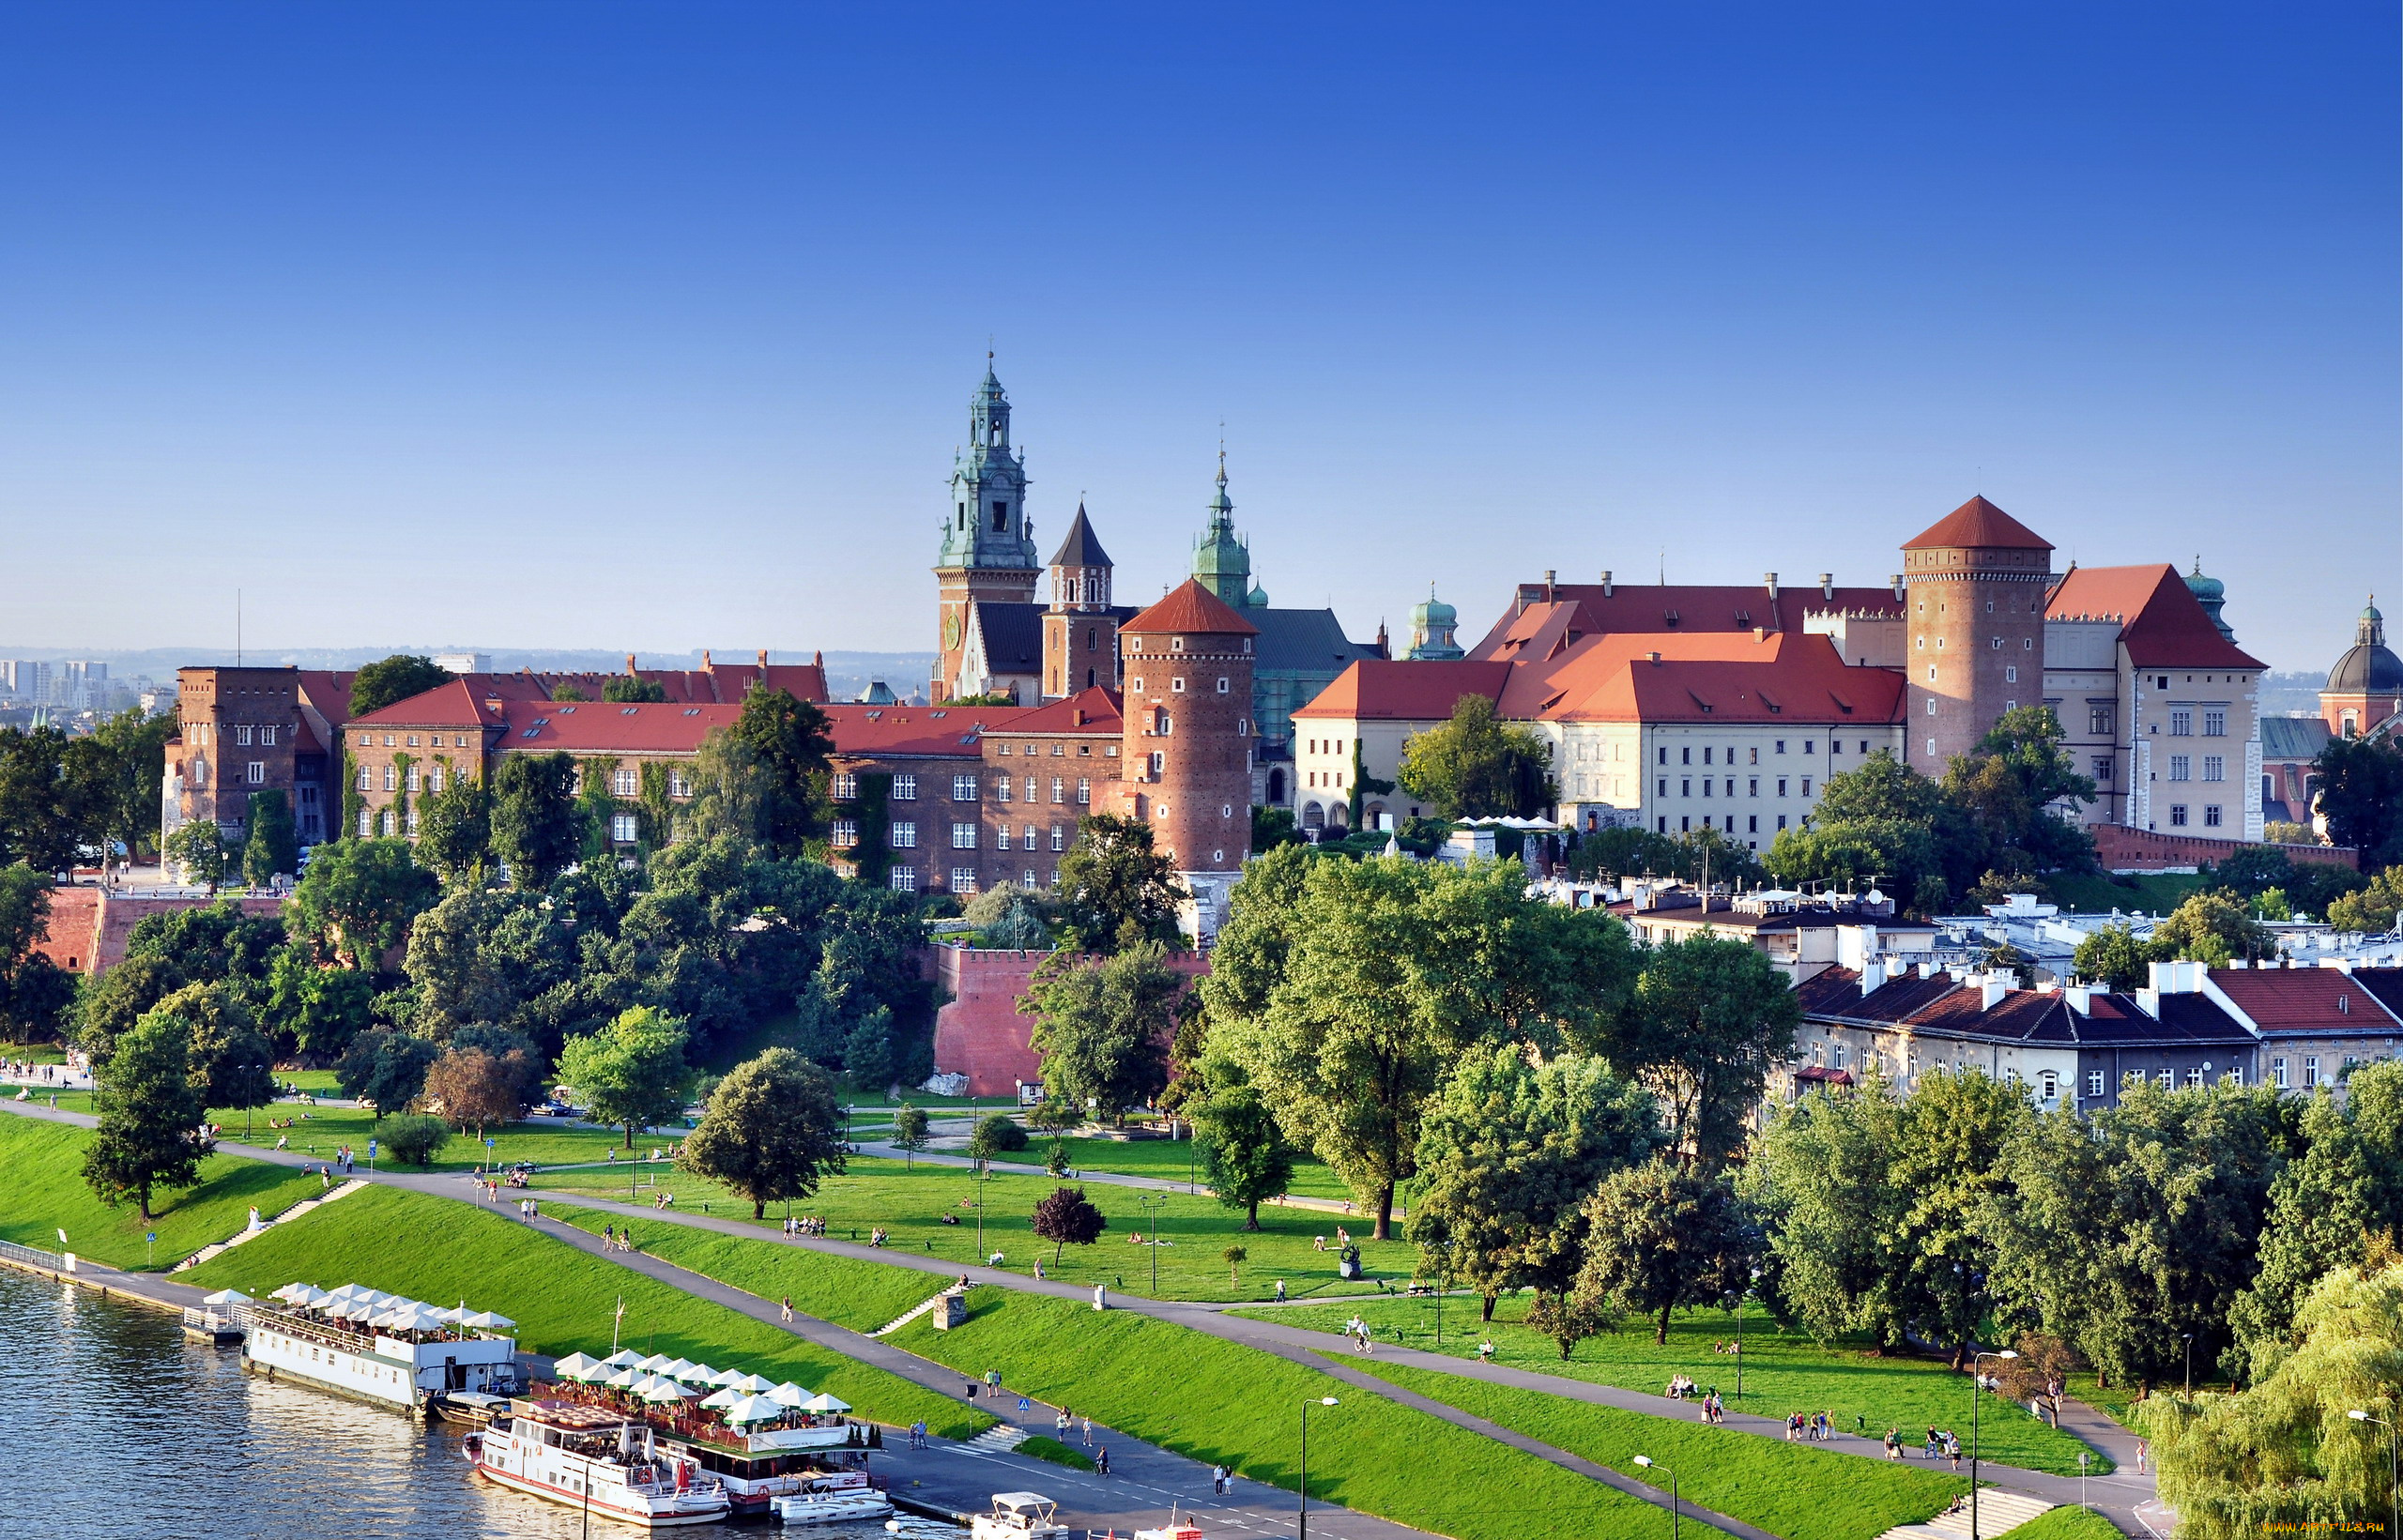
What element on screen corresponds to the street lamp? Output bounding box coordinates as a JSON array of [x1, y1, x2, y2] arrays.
[[1969, 1349, 2019, 1540], [2349, 1410, 2399, 1540], [1633, 1455, 1678, 1540], [1137, 1194, 1169, 1295], [1299, 1396, 1338, 1540], [2181, 1332, 2195, 1399], [1734, 1265, 1760, 1402]]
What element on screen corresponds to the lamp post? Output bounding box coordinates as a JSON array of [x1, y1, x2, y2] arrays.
[[1299, 1396, 1338, 1540], [2349, 1410, 2399, 1540], [1735, 1265, 1760, 1403], [1633, 1455, 1678, 1540], [1137, 1194, 1168, 1295], [1969, 1349, 2019, 1540], [2181, 1332, 2195, 1399]]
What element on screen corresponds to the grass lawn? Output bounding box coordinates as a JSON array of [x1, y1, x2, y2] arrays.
[[1017, 1435, 1094, 1471], [1231, 1296, 2107, 1477], [0, 1042, 68, 1063], [2049, 871, 2213, 916], [0, 1112, 325, 1270], [551, 1211, 940, 1335], [972, 1136, 1364, 1204], [535, 1153, 1418, 1304], [180, 1184, 987, 1439], [2007, 1507, 2121, 1540], [1353, 1360, 1966, 1540]]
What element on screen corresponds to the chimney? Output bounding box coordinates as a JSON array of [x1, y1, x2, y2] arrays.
[[2063, 983, 2092, 1014], [1980, 975, 2009, 1011], [1819, 572, 1834, 601], [625, 653, 637, 675], [1600, 570, 1615, 597], [1071, 708, 1085, 726], [1890, 574, 1906, 602], [1544, 569, 1557, 602], [1765, 572, 1779, 603], [702, 649, 712, 668], [1860, 960, 1887, 996], [814, 650, 824, 667], [1917, 960, 1936, 980], [1646, 650, 1662, 664], [758, 648, 769, 669], [1753, 626, 1768, 643]]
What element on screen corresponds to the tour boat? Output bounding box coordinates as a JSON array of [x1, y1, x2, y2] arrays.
[[655, 1416, 875, 1516], [770, 1470, 895, 1525], [465, 1399, 731, 1528], [972, 1491, 1071, 1540]]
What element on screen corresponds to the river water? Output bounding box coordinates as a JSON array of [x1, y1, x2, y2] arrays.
[[1, 1268, 958, 1538]]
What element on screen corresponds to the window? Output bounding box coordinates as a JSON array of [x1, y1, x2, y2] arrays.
[[400, 764, 418, 793], [383, 764, 397, 792], [2040, 1071, 2058, 1101], [384, 734, 396, 747], [951, 822, 978, 849], [952, 866, 980, 894], [1171, 677, 1186, 694], [1657, 778, 1668, 797], [2185, 1066, 2204, 1089], [2202, 755, 2224, 782], [1775, 740, 1786, 754], [1681, 778, 1691, 798], [379, 810, 396, 837], [2169, 804, 2188, 827], [889, 820, 917, 849], [1682, 747, 1691, 765], [1051, 825, 1065, 851], [1804, 741, 1814, 755], [995, 776, 1011, 803], [2205, 805, 2223, 828], [1217, 677, 1230, 694], [2093, 756, 2113, 783], [2203, 708, 2226, 737], [892, 775, 917, 800], [890, 868, 917, 893], [1991, 636, 2002, 649], [428, 766, 445, 794], [2271, 1057, 2288, 1089], [611, 814, 639, 844], [1658, 747, 1668, 765], [2304, 1056, 2320, 1089], [832, 773, 858, 800], [237, 724, 253, 746], [2170, 709, 2192, 737], [1748, 815, 1757, 832], [262, 725, 278, 746], [831, 819, 859, 848], [2089, 705, 2113, 735], [2168, 755, 2191, 781], [1023, 776, 1037, 802], [1077, 778, 1091, 804], [1801, 777, 1813, 797], [994, 826, 1014, 851], [1749, 777, 1759, 797], [1022, 825, 1037, 852], [248, 761, 267, 785], [360, 809, 375, 837], [2005, 665, 2017, 683], [1748, 746, 1759, 764], [952, 774, 979, 801], [2157, 1069, 2174, 1090], [1703, 747, 1714, 765], [1703, 778, 1713, 797], [1777, 778, 1788, 797], [2086, 1071, 2105, 1100]]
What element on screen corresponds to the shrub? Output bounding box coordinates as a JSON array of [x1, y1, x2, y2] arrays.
[[969, 1113, 1030, 1158], [377, 1114, 451, 1167]]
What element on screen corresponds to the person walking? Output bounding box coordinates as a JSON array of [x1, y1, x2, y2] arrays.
[[1212, 1464, 1226, 1495], [1884, 1427, 1901, 1459], [1274, 1279, 1286, 1303], [1081, 1416, 1094, 1447], [780, 1295, 793, 1323], [1094, 1446, 1109, 1477]]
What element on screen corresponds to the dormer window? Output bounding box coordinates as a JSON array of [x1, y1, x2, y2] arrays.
[[991, 500, 1008, 531]]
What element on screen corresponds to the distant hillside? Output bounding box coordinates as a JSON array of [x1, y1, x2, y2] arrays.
[[2258, 670, 2325, 718]]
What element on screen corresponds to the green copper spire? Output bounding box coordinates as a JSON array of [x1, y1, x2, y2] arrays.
[[938, 356, 1038, 572], [1191, 450, 1255, 607]]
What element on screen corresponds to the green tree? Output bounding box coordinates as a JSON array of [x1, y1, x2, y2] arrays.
[[677, 1047, 848, 1219], [1572, 1158, 1761, 1345], [1741, 1073, 1911, 1347], [377, 1113, 452, 1167], [72, 706, 180, 859], [2330, 867, 2403, 934], [1030, 1184, 1109, 1264], [1191, 1077, 1298, 1231], [724, 680, 834, 857], [891, 1102, 930, 1168], [415, 770, 492, 881], [550, 682, 591, 702], [557, 1005, 691, 1149], [169, 984, 278, 1123], [2074, 921, 2154, 991], [286, 836, 437, 968], [1940, 706, 2098, 874], [82, 1011, 208, 1221], [422, 1044, 534, 1145], [1766, 750, 1981, 913], [2313, 735, 2403, 864], [0, 862, 72, 1043], [1021, 941, 1186, 1123], [333, 1029, 439, 1121], [1884, 1068, 2034, 1367], [842, 1008, 896, 1091], [1055, 814, 1185, 953], [2152, 891, 2276, 966], [1409, 1044, 1661, 1316], [2142, 1256, 2403, 1538], [603, 675, 671, 704], [1396, 694, 1556, 819], [490, 753, 584, 888], [0, 725, 88, 874], [968, 1112, 1030, 1159], [165, 821, 227, 892], [242, 790, 298, 885], [348, 655, 452, 719], [1625, 932, 1799, 1168]]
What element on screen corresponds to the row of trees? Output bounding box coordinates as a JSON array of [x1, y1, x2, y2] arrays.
[[0, 708, 179, 873]]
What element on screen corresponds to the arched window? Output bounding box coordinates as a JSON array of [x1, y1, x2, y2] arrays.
[[1266, 769, 1286, 803]]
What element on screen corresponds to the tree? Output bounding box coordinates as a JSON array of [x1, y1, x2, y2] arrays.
[[1397, 694, 1555, 820], [168, 985, 277, 1122], [1031, 1184, 1109, 1264], [604, 675, 671, 704], [1573, 1158, 1761, 1344], [842, 1008, 895, 1091], [550, 682, 591, 702], [378, 1113, 452, 1167], [1021, 942, 1185, 1124], [242, 790, 298, 886], [165, 821, 227, 892], [2143, 1256, 2403, 1539], [724, 680, 834, 857], [968, 1113, 1030, 1159], [1409, 1044, 1661, 1316], [1624, 933, 1799, 1168], [677, 1047, 848, 1219], [2074, 921, 2154, 990], [1940, 706, 2098, 875], [333, 1029, 439, 1121], [423, 1046, 531, 1146], [82, 1011, 209, 1221], [415, 770, 492, 882], [490, 753, 584, 888], [348, 655, 452, 719], [1524, 1289, 1615, 1361], [71, 706, 180, 860], [892, 1102, 930, 1168], [2330, 867, 2403, 934], [1222, 1243, 1247, 1282], [287, 837, 438, 968], [0, 861, 72, 1043], [557, 1005, 691, 1148], [1055, 815, 1185, 953], [2313, 735, 2403, 864], [1882, 1068, 2034, 1368], [1191, 1078, 1298, 1230], [1766, 750, 1982, 914], [0, 725, 89, 874], [2152, 891, 2276, 966], [1741, 1074, 1910, 1347], [266, 953, 377, 1062]]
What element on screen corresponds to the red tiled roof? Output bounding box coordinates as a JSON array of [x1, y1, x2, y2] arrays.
[[293, 670, 359, 723], [1292, 661, 1512, 722], [347, 679, 519, 727], [981, 687, 1125, 737], [820, 704, 993, 758], [2047, 564, 2264, 671], [1123, 579, 1261, 638], [2209, 967, 2402, 1032], [1468, 587, 1903, 663], [1497, 630, 1804, 719], [1902, 496, 2053, 552], [503, 701, 741, 754], [1562, 633, 1905, 726]]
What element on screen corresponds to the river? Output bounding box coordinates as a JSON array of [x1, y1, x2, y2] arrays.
[[1, 1268, 960, 1538]]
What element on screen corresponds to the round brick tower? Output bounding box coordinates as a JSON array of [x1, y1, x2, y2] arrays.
[[1119, 578, 1258, 937], [1902, 496, 2055, 768]]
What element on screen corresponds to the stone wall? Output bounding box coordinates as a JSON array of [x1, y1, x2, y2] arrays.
[[2091, 823, 2357, 875], [33, 889, 285, 975], [929, 942, 1209, 1098]]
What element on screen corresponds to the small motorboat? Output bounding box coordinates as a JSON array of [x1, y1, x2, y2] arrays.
[[971, 1491, 1070, 1539], [771, 1471, 895, 1526], [431, 1390, 513, 1428]]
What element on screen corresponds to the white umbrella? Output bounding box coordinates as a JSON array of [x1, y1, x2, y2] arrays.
[[727, 1373, 777, 1395], [360, 1289, 400, 1307], [802, 1393, 850, 1413], [698, 1386, 742, 1410], [641, 1379, 700, 1404], [434, 1305, 469, 1325], [288, 1285, 330, 1306], [202, 1288, 253, 1305], [554, 1352, 606, 1382], [603, 1349, 646, 1369], [635, 1353, 674, 1372], [605, 1367, 645, 1390], [659, 1358, 698, 1380], [723, 1394, 784, 1424], [708, 1366, 751, 1389], [463, 1310, 515, 1331], [681, 1364, 719, 1386], [766, 1381, 811, 1408], [268, 1283, 303, 1302], [329, 1300, 373, 1320]]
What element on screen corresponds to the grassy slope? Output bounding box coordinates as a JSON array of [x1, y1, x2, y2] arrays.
[[2049, 871, 2212, 915], [1232, 1297, 2107, 1477], [0, 1113, 323, 1270], [180, 1185, 987, 1439], [978, 1135, 1360, 1203], [2005, 1507, 2121, 1540], [1017, 1435, 1094, 1471], [538, 1155, 1416, 1304], [0, 1042, 68, 1063], [1355, 1360, 1966, 1540], [557, 1213, 1688, 1540]]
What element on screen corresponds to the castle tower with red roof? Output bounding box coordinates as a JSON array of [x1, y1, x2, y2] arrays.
[[1120, 579, 1258, 938], [1902, 496, 2055, 767]]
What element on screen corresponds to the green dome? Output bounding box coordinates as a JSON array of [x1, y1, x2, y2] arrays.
[[2183, 558, 2224, 604]]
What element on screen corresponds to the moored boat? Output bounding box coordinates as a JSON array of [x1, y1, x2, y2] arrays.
[[466, 1399, 731, 1529], [770, 1470, 895, 1525], [972, 1492, 1071, 1539]]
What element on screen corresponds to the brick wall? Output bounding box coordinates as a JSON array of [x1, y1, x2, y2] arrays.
[[34, 890, 286, 975], [2092, 823, 2358, 874], [930, 943, 1209, 1098]]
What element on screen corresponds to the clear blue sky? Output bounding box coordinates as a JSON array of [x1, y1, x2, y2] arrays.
[[0, 3, 2393, 672]]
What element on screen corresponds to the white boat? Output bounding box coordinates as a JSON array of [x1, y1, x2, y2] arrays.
[[770, 1470, 895, 1525], [972, 1491, 1071, 1540], [1132, 1510, 1206, 1540], [466, 1399, 731, 1528]]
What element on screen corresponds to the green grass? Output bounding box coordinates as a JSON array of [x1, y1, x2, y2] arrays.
[[0, 1042, 68, 1063], [1353, 1360, 1967, 1540], [2049, 871, 2213, 915], [534, 1153, 1418, 1303], [179, 1184, 988, 1439], [549, 1212, 941, 1335], [1231, 1296, 2108, 1477], [0, 1112, 325, 1270], [1017, 1435, 1094, 1471], [973, 1135, 1363, 1204], [2006, 1507, 2122, 1540]]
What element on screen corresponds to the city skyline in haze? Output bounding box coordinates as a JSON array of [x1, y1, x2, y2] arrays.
[[0, 5, 2394, 673]]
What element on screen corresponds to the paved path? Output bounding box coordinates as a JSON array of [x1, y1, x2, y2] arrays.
[[849, 1136, 1367, 1216]]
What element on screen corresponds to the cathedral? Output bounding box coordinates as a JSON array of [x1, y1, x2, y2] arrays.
[[930, 365, 1384, 807]]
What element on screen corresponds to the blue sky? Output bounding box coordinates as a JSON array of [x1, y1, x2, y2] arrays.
[[0, 3, 2393, 671]]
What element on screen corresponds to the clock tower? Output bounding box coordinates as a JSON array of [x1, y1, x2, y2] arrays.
[[933, 360, 1041, 700]]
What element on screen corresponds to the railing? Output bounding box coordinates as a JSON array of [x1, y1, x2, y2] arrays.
[[181, 1305, 243, 1334], [0, 1238, 67, 1271]]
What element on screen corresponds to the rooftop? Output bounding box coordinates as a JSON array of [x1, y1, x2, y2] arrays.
[[1902, 496, 2054, 553]]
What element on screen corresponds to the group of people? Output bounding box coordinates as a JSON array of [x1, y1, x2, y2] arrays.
[[1342, 1315, 1380, 1354], [781, 1215, 826, 1238], [1310, 1226, 1356, 1254], [598, 1224, 636, 1253], [650, 1191, 678, 1210], [865, 1227, 890, 1247], [515, 1197, 542, 1222], [1709, 1338, 1744, 1356], [1880, 1426, 1966, 1469], [1784, 1410, 1840, 1441]]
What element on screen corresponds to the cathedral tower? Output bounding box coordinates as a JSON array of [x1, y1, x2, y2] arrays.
[[1042, 504, 1120, 700], [1902, 496, 2055, 768], [1190, 456, 1262, 609], [933, 361, 1041, 700]]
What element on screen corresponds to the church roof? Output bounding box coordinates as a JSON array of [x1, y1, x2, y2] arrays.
[[967, 602, 1046, 677], [2328, 643, 2403, 695], [2046, 564, 2263, 670], [1467, 585, 1902, 661], [2259, 715, 2333, 761], [1048, 505, 1111, 569], [1902, 496, 2054, 552], [1124, 579, 1260, 638], [1248, 608, 1382, 675]]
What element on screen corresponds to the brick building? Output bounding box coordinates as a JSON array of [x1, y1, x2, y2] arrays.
[[1118, 580, 1257, 935], [161, 666, 355, 851]]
